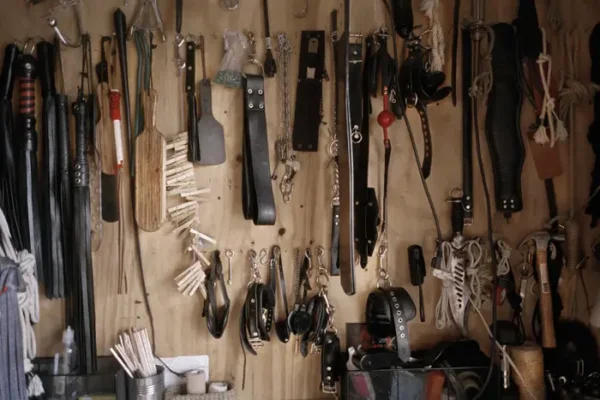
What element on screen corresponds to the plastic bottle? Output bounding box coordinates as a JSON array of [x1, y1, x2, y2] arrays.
[[50, 326, 78, 399]]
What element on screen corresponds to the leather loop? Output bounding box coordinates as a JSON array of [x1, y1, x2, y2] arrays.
[[204, 251, 231, 339], [242, 74, 276, 225]]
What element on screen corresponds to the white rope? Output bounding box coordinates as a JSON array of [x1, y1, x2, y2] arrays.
[[420, 0, 445, 72], [434, 239, 494, 330], [0, 209, 42, 396], [559, 30, 600, 122], [495, 240, 512, 277], [535, 28, 569, 147]]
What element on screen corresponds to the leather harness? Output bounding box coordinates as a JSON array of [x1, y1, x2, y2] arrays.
[[242, 73, 276, 226], [203, 251, 230, 339], [398, 31, 451, 180]]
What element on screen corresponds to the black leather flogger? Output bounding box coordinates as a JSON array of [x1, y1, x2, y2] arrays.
[[242, 74, 276, 226], [366, 287, 416, 363], [203, 251, 230, 339], [399, 32, 452, 179], [485, 24, 524, 219], [38, 41, 65, 299], [16, 47, 44, 280], [0, 43, 22, 250], [293, 31, 326, 152]]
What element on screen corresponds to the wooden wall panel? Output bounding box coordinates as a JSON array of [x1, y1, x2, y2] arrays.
[[1, 0, 600, 399]]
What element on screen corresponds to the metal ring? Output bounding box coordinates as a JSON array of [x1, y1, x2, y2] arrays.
[[242, 59, 265, 77]]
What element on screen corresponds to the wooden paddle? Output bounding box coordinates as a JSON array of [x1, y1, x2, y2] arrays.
[[135, 89, 165, 231]]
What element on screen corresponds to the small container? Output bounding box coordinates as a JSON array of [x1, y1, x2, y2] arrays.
[[126, 366, 165, 400]]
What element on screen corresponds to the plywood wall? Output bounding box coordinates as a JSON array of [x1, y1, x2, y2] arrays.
[[1, 0, 600, 399]]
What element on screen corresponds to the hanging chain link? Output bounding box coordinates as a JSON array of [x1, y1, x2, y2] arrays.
[[377, 243, 391, 288], [273, 33, 300, 203], [315, 246, 337, 333]]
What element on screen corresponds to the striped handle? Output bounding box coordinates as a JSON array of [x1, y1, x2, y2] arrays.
[[109, 90, 124, 170], [19, 77, 35, 115]]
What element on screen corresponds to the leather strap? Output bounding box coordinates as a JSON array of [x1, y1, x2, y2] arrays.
[[366, 287, 416, 363], [186, 40, 200, 163], [586, 24, 600, 226], [204, 251, 230, 339], [461, 27, 474, 224], [391, 0, 414, 39], [335, 0, 356, 295], [415, 102, 433, 179], [257, 283, 275, 339], [330, 204, 340, 276], [16, 52, 44, 281], [38, 40, 65, 299], [485, 23, 525, 219], [0, 44, 22, 250], [293, 31, 325, 152], [321, 331, 341, 394], [450, 0, 461, 106], [273, 246, 291, 342], [330, 12, 340, 278], [353, 36, 376, 269], [515, 0, 543, 61], [242, 74, 276, 225]]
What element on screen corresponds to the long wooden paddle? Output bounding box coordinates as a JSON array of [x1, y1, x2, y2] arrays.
[[135, 89, 165, 231]]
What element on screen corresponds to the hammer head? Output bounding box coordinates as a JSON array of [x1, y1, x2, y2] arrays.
[[519, 231, 565, 250]]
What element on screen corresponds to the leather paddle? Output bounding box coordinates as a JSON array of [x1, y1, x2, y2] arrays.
[[135, 89, 165, 232], [197, 36, 225, 165]]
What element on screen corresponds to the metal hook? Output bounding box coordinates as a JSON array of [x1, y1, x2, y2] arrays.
[[46, 0, 84, 48], [294, 0, 308, 18], [259, 248, 269, 266]]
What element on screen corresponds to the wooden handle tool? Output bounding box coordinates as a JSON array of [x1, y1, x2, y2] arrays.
[[135, 89, 165, 231]]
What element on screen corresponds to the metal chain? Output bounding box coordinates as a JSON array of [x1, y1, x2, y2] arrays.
[[377, 244, 391, 288], [329, 24, 340, 208], [273, 33, 300, 203], [248, 250, 261, 284]]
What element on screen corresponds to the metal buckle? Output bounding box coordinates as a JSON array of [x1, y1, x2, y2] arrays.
[[249, 337, 264, 351]]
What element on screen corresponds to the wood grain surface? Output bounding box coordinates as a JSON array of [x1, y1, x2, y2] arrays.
[[1, 0, 599, 399], [135, 89, 165, 232]]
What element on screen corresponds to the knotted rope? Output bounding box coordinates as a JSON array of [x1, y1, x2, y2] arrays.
[[420, 0, 445, 72]]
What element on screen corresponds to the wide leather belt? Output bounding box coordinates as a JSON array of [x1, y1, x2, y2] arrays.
[[321, 331, 341, 394], [399, 32, 451, 180], [366, 287, 416, 363], [203, 251, 230, 339], [485, 23, 525, 219], [242, 74, 276, 225], [293, 31, 325, 152], [335, 0, 357, 295]]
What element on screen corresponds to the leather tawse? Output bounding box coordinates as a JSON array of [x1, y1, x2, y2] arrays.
[[366, 287, 416, 363], [38, 41, 65, 299], [0, 44, 22, 250], [485, 24, 525, 219], [293, 31, 325, 152], [242, 74, 276, 226]]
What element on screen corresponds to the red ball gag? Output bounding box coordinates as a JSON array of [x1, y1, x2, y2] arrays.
[[377, 109, 395, 129]]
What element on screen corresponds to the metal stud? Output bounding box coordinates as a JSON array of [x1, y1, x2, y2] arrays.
[[248, 103, 254, 109], [400, 333, 405, 339], [258, 89, 263, 95], [247, 89, 253, 94]]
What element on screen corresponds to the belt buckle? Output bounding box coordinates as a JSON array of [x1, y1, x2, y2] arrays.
[[310, 343, 322, 354], [249, 337, 263, 351], [321, 382, 337, 394]]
